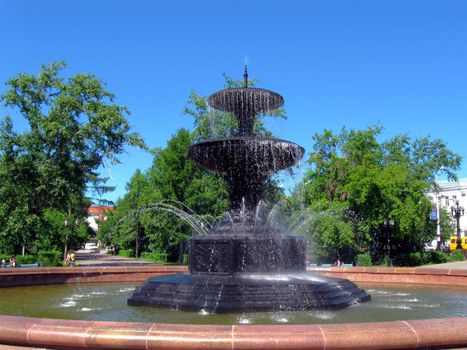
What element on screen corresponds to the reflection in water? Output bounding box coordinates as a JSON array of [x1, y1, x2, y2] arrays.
[[0, 282, 466, 325]]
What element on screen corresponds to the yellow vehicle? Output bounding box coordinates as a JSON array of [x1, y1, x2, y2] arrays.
[[449, 236, 467, 251]]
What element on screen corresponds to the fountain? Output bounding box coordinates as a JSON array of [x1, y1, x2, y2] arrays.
[[128, 68, 370, 312], [0, 68, 465, 349]]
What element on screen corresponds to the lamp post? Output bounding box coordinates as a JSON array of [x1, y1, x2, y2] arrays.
[[450, 200, 464, 250], [383, 218, 395, 267], [435, 194, 442, 250]]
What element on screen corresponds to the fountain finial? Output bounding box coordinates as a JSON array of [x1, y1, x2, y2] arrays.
[[243, 65, 248, 88]]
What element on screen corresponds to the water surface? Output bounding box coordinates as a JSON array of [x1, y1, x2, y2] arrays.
[[0, 282, 466, 324]]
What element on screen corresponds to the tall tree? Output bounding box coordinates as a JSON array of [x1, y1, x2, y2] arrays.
[[0, 62, 145, 255], [299, 126, 461, 264], [99, 129, 229, 260]]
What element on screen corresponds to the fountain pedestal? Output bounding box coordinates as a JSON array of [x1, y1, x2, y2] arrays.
[[189, 234, 306, 274]]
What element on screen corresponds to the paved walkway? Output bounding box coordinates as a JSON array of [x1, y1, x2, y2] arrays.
[[75, 250, 158, 267], [75, 250, 467, 269], [418, 260, 467, 269]]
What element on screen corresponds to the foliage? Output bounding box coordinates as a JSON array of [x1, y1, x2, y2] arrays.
[[183, 74, 285, 142], [141, 251, 168, 263], [449, 250, 465, 262], [0, 62, 145, 256], [99, 128, 230, 261], [356, 253, 373, 266], [15, 255, 37, 265], [398, 251, 449, 266], [429, 250, 450, 264], [118, 249, 134, 258], [298, 126, 461, 264], [37, 250, 63, 266], [0, 250, 62, 266]]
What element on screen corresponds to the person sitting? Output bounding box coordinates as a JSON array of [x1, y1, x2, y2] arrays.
[[9, 255, 16, 268]]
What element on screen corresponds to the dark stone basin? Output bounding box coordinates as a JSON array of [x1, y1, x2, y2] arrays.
[[208, 88, 284, 114], [127, 272, 370, 313], [188, 137, 305, 175]]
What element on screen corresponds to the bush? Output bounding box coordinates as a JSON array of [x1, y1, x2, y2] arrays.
[[118, 249, 134, 258], [396, 250, 452, 266], [183, 254, 189, 265], [429, 250, 449, 264], [405, 252, 428, 266], [356, 253, 372, 266], [141, 251, 168, 263], [38, 250, 62, 266], [449, 250, 465, 262], [15, 255, 37, 265]]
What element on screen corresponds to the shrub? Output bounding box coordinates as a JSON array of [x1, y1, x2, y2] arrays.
[[405, 252, 427, 266], [449, 250, 465, 262], [394, 250, 454, 267], [429, 250, 449, 264], [15, 255, 37, 265], [38, 250, 63, 266], [183, 254, 189, 265], [141, 251, 168, 263], [118, 249, 134, 258], [356, 253, 372, 266]]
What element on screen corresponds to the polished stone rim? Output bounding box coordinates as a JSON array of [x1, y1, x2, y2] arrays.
[[0, 266, 466, 349]]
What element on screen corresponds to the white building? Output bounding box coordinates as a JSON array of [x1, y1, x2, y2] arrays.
[[425, 179, 467, 238]]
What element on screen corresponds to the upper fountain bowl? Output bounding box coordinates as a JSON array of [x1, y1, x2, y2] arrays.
[[208, 88, 284, 115]]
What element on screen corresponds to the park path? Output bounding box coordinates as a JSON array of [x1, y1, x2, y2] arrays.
[[75, 250, 158, 267], [418, 259, 467, 269], [75, 249, 467, 269]]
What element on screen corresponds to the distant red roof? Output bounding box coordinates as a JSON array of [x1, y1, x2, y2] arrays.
[[87, 206, 114, 220]]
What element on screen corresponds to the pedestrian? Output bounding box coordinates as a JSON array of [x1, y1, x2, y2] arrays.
[[64, 251, 71, 266], [69, 250, 76, 266]]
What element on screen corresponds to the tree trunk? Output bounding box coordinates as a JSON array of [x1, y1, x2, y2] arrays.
[[63, 206, 72, 261], [135, 219, 140, 258], [63, 236, 68, 261]]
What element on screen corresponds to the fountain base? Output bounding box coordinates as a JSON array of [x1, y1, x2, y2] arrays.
[[189, 234, 307, 274], [127, 272, 370, 312]]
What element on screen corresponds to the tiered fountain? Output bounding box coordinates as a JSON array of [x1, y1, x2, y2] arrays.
[[128, 68, 370, 312]]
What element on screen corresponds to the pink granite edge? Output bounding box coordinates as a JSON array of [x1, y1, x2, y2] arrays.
[[0, 265, 188, 277], [308, 266, 467, 277], [0, 315, 466, 349]]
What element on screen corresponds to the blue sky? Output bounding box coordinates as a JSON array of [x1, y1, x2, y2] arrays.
[[1, 1, 466, 202]]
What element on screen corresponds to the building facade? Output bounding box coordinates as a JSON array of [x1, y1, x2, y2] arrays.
[[425, 179, 467, 238]]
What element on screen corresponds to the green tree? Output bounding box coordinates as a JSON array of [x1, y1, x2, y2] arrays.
[[100, 129, 230, 261], [0, 62, 145, 256], [300, 126, 461, 265]]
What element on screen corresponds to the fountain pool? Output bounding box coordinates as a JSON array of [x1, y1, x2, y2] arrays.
[[0, 265, 466, 349], [1, 282, 467, 324]]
